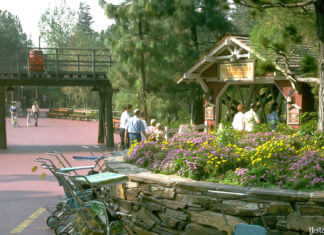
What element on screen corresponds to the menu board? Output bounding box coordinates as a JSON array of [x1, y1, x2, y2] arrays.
[[220, 62, 254, 81], [287, 106, 300, 125]]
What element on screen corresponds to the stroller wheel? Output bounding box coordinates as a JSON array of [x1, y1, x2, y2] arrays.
[[55, 223, 68, 235], [46, 215, 59, 228], [52, 209, 64, 219], [56, 202, 64, 210]]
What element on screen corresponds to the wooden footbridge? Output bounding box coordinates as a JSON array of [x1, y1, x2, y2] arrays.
[[0, 47, 114, 149]]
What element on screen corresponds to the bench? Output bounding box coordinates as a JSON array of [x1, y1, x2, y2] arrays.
[[47, 108, 70, 119], [69, 110, 92, 120]]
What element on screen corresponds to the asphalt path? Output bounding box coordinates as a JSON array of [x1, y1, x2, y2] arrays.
[[0, 117, 120, 235]]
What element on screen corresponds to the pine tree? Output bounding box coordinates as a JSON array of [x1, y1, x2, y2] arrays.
[[101, 0, 232, 123]]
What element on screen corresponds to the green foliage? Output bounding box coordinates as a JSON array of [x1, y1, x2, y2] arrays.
[[250, 8, 317, 74], [254, 59, 276, 76], [0, 10, 31, 57], [297, 112, 318, 135], [39, 1, 76, 47], [103, 0, 233, 123], [215, 124, 237, 146], [300, 54, 318, 75]]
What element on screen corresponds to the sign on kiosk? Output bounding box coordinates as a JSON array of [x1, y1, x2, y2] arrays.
[[220, 62, 254, 81]]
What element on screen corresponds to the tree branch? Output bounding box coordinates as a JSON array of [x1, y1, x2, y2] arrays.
[[236, 0, 315, 9]]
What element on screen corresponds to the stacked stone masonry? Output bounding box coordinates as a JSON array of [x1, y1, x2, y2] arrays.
[[105, 156, 324, 235]]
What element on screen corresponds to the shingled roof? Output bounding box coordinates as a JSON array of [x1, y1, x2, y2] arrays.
[[177, 34, 319, 84]]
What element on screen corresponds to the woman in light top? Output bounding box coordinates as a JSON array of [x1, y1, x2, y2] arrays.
[[232, 104, 245, 131], [31, 101, 40, 126]]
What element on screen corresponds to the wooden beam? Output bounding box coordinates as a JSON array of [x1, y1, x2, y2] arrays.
[[237, 53, 250, 59], [105, 86, 114, 147], [215, 55, 233, 60], [0, 86, 7, 149], [98, 89, 105, 144], [197, 78, 209, 93]]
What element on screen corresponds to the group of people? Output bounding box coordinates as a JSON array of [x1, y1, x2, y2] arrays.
[[119, 104, 163, 150], [10, 101, 40, 127], [232, 103, 279, 132]]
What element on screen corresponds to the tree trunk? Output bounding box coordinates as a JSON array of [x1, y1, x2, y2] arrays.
[[315, 0, 324, 131], [0, 86, 7, 149], [98, 89, 105, 144], [105, 86, 114, 147], [138, 17, 148, 122]]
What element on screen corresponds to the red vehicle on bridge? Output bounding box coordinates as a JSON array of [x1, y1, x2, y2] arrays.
[[28, 49, 44, 71]]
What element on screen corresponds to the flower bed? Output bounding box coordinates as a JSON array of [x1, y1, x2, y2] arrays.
[[126, 126, 324, 190]]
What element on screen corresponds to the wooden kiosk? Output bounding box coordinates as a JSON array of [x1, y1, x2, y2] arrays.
[[177, 35, 319, 129]]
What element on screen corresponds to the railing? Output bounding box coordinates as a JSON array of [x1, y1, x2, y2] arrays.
[[0, 47, 112, 76]]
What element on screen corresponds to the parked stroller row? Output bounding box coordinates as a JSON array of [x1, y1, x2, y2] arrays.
[[34, 146, 130, 235]]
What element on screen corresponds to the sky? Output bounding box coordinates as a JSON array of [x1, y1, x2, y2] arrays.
[[1, 0, 122, 46]]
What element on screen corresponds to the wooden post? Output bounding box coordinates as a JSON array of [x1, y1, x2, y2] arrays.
[[164, 126, 169, 140], [105, 86, 114, 147], [0, 86, 7, 149], [17, 48, 20, 79], [77, 55, 80, 72], [92, 50, 96, 80], [98, 89, 105, 143], [55, 48, 59, 79]]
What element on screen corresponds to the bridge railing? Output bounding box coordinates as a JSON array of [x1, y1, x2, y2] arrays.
[[0, 47, 113, 76]]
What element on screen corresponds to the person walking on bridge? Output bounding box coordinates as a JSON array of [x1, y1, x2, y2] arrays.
[[31, 101, 40, 126]]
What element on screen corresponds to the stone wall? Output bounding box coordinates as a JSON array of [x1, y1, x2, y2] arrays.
[[105, 156, 324, 235]]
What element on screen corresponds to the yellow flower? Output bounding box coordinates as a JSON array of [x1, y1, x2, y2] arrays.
[[217, 161, 221, 164]]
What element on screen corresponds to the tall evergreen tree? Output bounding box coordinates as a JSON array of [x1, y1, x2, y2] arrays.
[[38, 0, 76, 47], [0, 10, 31, 57], [101, 0, 232, 123]]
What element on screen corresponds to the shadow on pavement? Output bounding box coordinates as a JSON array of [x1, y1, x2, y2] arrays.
[[0, 174, 57, 183], [0, 145, 116, 154]]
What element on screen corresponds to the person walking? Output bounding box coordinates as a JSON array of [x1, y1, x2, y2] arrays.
[[125, 109, 146, 145], [31, 101, 40, 126], [119, 104, 132, 149], [232, 104, 245, 131], [10, 102, 18, 127], [267, 103, 279, 131], [244, 103, 260, 132]]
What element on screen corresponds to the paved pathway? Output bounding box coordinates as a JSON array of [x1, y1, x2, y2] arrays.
[[0, 117, 120, 235]]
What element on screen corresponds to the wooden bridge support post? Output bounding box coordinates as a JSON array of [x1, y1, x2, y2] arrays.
[[0, 86, 7, 149], [105, 86, 114, 147], [98, 88, 105, 144]]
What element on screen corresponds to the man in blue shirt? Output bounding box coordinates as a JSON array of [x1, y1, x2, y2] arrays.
[[125, 109, 147, 145]]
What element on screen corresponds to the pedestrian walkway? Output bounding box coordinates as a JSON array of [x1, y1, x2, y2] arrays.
[[0, 118, 120, 234]]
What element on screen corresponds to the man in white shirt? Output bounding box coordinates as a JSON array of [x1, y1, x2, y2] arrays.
[[119, 104, 132, 149], [244, 103, 260, 132]]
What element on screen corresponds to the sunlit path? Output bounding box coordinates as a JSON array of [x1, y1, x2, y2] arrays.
[[0, 118, 120, 234]]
